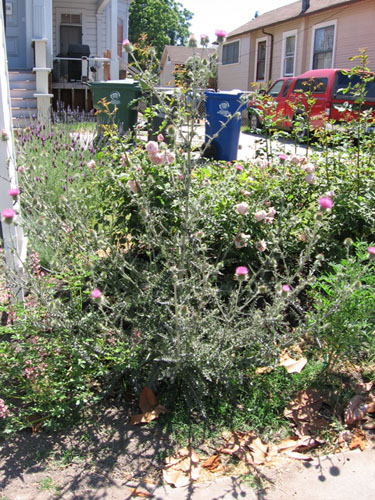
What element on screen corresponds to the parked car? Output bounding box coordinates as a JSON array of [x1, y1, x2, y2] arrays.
[[248, 68, 375, 136]]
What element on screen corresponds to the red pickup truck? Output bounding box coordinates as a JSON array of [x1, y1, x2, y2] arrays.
[[248, 68, 375, 136]]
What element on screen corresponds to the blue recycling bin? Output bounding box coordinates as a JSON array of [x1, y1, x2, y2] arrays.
[[204, 91, 246, 161]]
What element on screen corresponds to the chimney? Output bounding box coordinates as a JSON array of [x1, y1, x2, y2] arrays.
[[301, 0, 310, 14]]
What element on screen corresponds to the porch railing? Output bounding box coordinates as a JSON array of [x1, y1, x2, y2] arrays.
[[53, 57, 112, 83]]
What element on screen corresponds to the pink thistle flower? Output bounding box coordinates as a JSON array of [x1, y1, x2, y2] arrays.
[[305, 174, 316, 184], [255, 240, 267, 252], [235, 266, 249, 276], [279, 153, 288, 161], [200, 34, 209, 46], [303, 163, 315, 174], [188, 34, 197, 47], [1, 129, 9, 141], [122, 39, 133, 53], [281, 284, 291, 296], [233, 233, 249, 249], [318, 196, 333, 211], [167, 152, 175, 164], [368, 247, 375, 261], [1, 208, 16, 223], [127, 180, 139, 193], [8, 187, 20, 198], [0, 398, 10, 418], [149, 153, 163, 165], [235, 164, 243, 172], [254, 209, 267, 222], [215, 29, 227, 43], [236, 202, 249, 215], [290, 155, 300, 165], [91, 288, 102, 300], [146, 141, 159, 155], [267, 207, 276, 218]]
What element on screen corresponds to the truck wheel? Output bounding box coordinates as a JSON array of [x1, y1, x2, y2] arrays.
[[249, 112, 261, 132]]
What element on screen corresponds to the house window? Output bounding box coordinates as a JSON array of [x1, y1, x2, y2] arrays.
[[282, 31, 297, 77], [117, 18, 124, 57], [256, 40, 266, 81], [222, 41, 239, 65], [61, 13, 82, 25], [312, 23, 335, 69]]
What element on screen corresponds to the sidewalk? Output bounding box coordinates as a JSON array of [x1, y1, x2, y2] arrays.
[[143, 448, 375, 500]]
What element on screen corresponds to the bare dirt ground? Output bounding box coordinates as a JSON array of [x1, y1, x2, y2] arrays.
[[0, 405, 175, 500]]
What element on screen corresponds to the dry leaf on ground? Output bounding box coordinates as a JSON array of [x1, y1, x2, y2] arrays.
[[283, 451, 313, 461], [284, 388, 329, 437], [352, 380, 374, 394], [139, 386, 158, 413], [255, 366, 273, 374], [218, 431, 268, 465], [127, 487, 152, 497], [344, 395, 367, 425], [349, 428, 367, 451], [344, 392, 375, 425], [279, 353, 307, 374], [202, 454, 221, 472], [277, 435, 322, 453], [130, 387, 168, 425], [163, 447, 201, 487]]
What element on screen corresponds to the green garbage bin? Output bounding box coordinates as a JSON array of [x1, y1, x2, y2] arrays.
[[88, 79, 141, 132]]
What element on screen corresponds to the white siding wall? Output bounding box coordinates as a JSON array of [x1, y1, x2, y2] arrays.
[[218, 35, 250, 91], [53, 0, 99, 57]]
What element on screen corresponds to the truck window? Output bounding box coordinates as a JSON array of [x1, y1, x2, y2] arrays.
[[333, 71, 375, 100], [268, 80, 285, 97], [282, 78, 293, 97], [293, 77, 328, 94]]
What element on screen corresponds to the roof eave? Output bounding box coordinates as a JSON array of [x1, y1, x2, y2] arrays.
[[227, 0, 362, 40]]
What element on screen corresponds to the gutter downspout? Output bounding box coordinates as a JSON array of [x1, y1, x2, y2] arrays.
[[262, 27, 273, 82]]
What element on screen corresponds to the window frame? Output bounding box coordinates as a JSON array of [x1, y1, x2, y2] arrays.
[[255, 36, 267, 82], [281, 29, 297, 77], [310, 19, 337, 70], [222, 39, 240, 66], [55, 7, 84, 56]]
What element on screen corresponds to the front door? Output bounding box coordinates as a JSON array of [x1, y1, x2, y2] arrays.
[[5, 0, 27, 69]]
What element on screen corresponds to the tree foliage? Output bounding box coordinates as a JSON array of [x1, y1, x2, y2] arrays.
[[129, 0, 193, 58]]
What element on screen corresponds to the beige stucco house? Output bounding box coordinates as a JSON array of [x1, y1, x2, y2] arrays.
[[218, 0, 375, 91], [159, 45, 217, 87]]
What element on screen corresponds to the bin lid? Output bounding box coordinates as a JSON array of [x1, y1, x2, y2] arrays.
[[204, 89, 243, 97], [88, 79, 140, 88]]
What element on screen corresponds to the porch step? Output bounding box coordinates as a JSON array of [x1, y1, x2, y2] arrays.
[[8, 71, 36, 82], [11, 107, 37, 119], [10, 88, 36, 99], [11, 97, 37, 109], [9, 80, 37, 90], [9, 71, 37, 124], [12, 117, 37, 129]]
